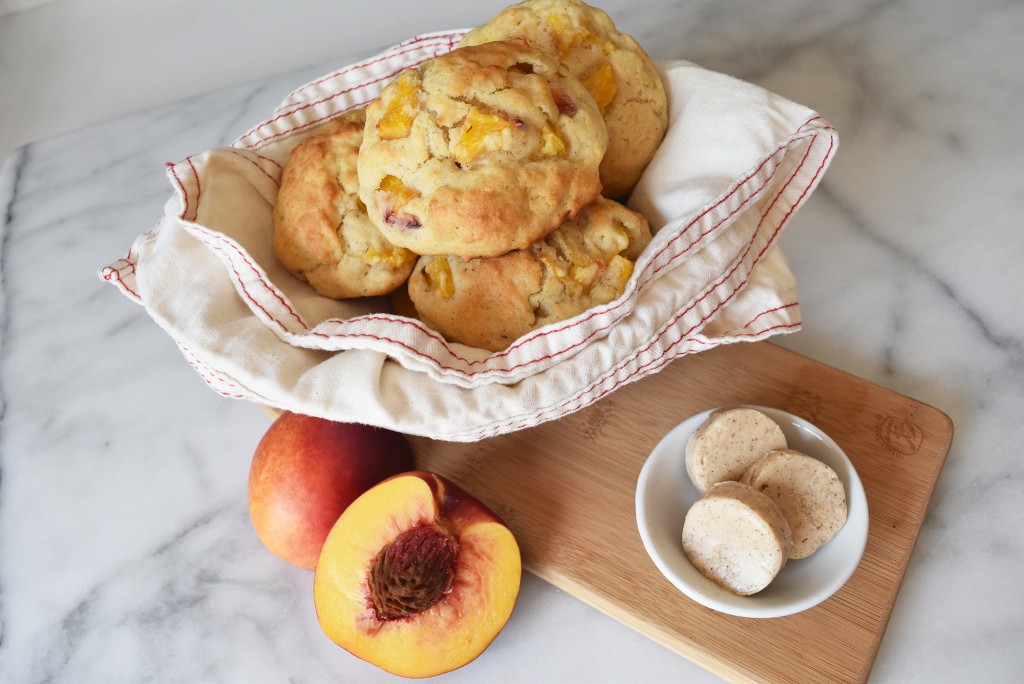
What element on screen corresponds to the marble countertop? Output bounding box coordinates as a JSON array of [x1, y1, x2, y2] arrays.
[[2, 1, 1022, 682]]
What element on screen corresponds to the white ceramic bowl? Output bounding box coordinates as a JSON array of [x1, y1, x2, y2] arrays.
[[635, 405, 869, 618]]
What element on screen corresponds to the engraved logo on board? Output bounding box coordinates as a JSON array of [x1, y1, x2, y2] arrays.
[[876, 413, 925, 456], [579, 399, 613, 441]]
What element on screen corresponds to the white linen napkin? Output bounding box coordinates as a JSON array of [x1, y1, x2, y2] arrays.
[[101, 30, 837, 441]]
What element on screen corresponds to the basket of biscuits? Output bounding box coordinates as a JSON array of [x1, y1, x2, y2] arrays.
[[102, 0, 838, 441]]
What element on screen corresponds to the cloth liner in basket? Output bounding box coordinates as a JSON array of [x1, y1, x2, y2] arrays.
[[101, 30, 838, 442]]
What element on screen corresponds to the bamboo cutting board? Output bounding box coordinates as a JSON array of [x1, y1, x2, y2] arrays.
[[403, 341, 953, 683]]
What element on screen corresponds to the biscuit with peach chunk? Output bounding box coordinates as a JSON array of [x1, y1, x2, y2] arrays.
[[460, 0, 668, 198], [358, 40, 607, 260], [273, 109, 417, 299], [407, 196, 650, 351]]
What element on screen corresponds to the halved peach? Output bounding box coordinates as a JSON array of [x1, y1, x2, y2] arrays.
[[313, 471, 521, 678]]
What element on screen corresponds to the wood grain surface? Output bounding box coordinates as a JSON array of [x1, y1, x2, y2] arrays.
[[399, 341, 953, 683]]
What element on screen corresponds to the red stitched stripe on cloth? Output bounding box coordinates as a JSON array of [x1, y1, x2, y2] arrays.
[[742, 302, 799, 330], [100, 259, 141, 301], [224, 148, 281, 187], [178, 342, 255, 401], [279, 32, 465, 109], [236, 35, 464, 150], [185, 222, 308, 332]]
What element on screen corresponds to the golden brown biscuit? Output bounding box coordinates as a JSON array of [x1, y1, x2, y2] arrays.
[[407, 196, 650, 351], [358, 40, 607, 260], [273, 110, 417, 299], [460, 0, 668, 198]]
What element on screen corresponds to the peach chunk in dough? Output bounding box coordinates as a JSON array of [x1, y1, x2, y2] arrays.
[[313, 471, 522, 678], [582, 60, 617, 112], [376, 72, 419, 140], [452, 109, 518, 165], [377, 175, 422, 230]]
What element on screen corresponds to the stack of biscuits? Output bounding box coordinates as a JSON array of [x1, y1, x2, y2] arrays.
[[272, 0, 668, 351]]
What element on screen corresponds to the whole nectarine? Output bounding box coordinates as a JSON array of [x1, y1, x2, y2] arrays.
[[313, 471, 521, 678], [247, 412, 415, 571]]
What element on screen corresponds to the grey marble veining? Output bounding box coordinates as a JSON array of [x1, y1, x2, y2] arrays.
[[2, 1, 1023, 682]]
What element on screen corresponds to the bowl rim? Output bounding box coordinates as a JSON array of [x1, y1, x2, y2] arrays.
[[634, 404, 869, 618]]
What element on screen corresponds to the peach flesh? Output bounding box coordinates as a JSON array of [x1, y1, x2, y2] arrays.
[[314, 472, 521, 678]]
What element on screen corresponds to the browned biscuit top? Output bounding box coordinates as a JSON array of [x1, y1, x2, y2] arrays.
[[358, 40, 608, 260]]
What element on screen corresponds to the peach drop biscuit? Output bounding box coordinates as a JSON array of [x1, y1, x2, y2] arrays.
[[407, 196, 651, 351], [357, 40, 608, 260], [460, 0, 668, 198], [272, 109, 417, 299]]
